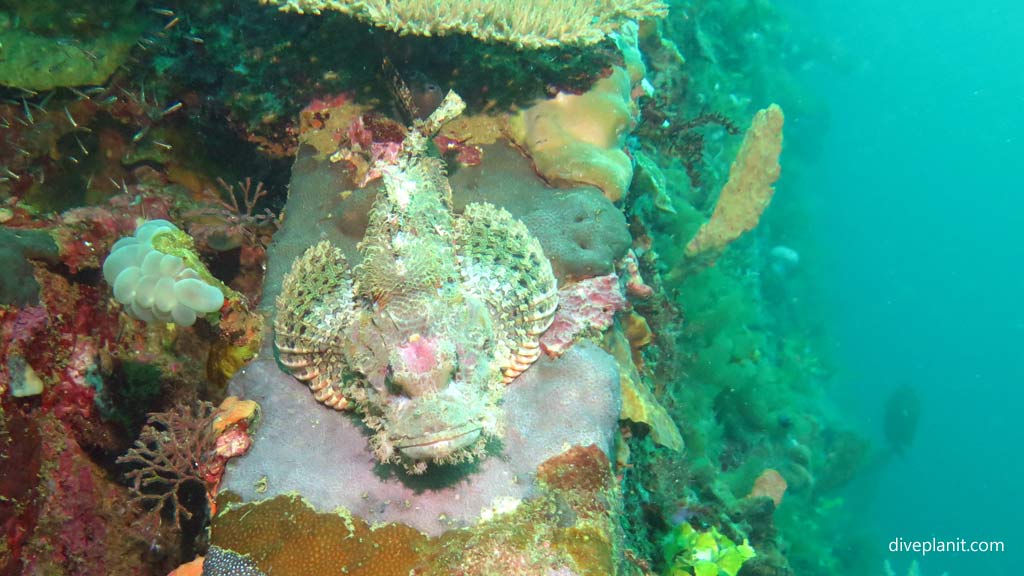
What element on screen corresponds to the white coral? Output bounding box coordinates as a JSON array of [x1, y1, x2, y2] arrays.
[[102, 220, 224, 326]]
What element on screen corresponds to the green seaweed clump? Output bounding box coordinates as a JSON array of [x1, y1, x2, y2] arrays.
[[662, 523, 756, 576]]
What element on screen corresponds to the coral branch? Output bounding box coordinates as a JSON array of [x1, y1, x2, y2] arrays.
[[117, 401, 220, 528]]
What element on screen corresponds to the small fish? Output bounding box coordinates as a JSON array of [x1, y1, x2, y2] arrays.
[[69, 87, 92, 101], [884, 384, 920, 455], [161, 102, 183, 116], [64, 106, 79, 128], [406, 71, 445, 119]]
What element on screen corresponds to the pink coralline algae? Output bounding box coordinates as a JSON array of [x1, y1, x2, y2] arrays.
[[620, 249, 654, 300], [54, 191, 175, 273], [206, 428, 254, 493], [302, 93, 350, 116], [48, 446, 108, 571], [540, 273, 627, 357], [2, 269, 123, 424], [0, 306, 49, 394], [434, 134, 483, 166], [4, 410, 150, 576], [331, 113, 409, 186]]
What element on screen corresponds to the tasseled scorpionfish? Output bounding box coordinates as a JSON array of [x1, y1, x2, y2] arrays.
[[274, 93, 558, 473]]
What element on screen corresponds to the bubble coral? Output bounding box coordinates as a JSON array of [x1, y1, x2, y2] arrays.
[[102, 220, 226, 326]]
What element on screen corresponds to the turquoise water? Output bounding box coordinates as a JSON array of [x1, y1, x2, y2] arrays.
[[2, 0, 1020, 573], [787, 1, 1023, 574]]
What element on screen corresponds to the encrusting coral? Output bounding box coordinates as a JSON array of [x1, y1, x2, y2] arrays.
[[685, 104, 785, 258], [205, 445, 622, 575], [261, 0, 667, 49], [274, 93, 558, 473]]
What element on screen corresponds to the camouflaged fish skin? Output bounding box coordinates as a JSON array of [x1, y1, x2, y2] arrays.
[[274, 133, 557, 473]]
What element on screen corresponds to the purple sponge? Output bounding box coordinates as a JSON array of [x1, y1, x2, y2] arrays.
[[220, 341, 620, 536]]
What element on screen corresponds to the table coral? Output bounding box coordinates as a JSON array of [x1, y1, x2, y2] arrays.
[[262, 0, 667, 49]]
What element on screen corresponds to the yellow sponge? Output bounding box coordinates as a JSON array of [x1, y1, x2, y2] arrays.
[[508, 67, 637, 203]]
